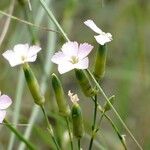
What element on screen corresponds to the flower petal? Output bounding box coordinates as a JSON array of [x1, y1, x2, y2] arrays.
[[51, 51, 67, 64], [2, 50, 22, 67], [13, 44, 29, 58], [84, 19, 103, 34], [27, 55, 37, 62], [78, 43, 93, 59], [0, 95, 12, 109], [94, 34, 112, 45], [0, 110, 6, 123], [58, 61, 75, 74], [75, 57, 89, 69], [28, 45, 41, 58], [61, 41, 79, 57]]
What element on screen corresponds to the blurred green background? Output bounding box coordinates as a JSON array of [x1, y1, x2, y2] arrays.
[[0, 0, 150, 149]]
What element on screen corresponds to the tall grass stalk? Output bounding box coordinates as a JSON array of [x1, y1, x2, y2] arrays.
[[8, 1, 39, 149], [0, 0, 15, 47], [39, 0, 69, 42], [38, 1, 143, 149], [8, 70, 25, 150], [18, 1, 57, 150], [8, 1, 39, 148]]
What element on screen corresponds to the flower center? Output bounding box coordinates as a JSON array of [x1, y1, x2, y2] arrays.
[[21, 55, 27, 62], [70, 56, 79, 64]]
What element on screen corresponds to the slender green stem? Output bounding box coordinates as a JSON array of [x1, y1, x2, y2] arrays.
[[40, 105, 61, 150], [93, 95, 98, 129], [39, 0, 69, 41], [0, 10, 58, 33], [78, 139, 81, 150], [98, 112, 105, 127], [4, 119, 36, 150], [65, 117, 73, 150], [103, 114, 127, 150], [91, 97, 127, 150], [89, 95, 98, 150], [86, 69, 143, 150], [91, 97, 104, 127]]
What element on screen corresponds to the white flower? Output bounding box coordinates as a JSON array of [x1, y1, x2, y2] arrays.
[[0, 92, 12, 123], [2, 43, 41, 67], [68, 90, 79, 103], [84, 19, 112, 45], [51, 41, 93, 74]]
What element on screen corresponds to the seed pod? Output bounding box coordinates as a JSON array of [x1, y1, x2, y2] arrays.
[[93, 44, 107, 80], [23, 63, 45, 106], [51, 74, 70, 116], [71, 102, 84, 139], [75, 69, 95, 97]]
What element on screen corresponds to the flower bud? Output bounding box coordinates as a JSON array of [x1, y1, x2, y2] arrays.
[[93, 45, 107, 80], [51, 74, 70, 116], [71, 102, 84, 139], [23, 63, 45, 106], [75, 69, 95, 97]]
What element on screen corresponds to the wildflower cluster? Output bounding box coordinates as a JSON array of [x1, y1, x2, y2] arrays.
[[0, 18, 141, 150]]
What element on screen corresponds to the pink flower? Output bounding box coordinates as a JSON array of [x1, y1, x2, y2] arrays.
[[84, 19, 112, 45], [51, 41, 93, 74], [0, 92, 12, 123], [2, 43, 41, 67]]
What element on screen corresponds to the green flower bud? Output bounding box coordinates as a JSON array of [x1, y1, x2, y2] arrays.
[[75, 69, 95, 97], [51, 74, 70, 116], [71, 102, 84, 139], [93, 44, 107, 80], [23, 63, 45, 106]]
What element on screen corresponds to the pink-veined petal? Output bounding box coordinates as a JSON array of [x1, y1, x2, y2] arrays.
[[27, 55, 37, 62], [2, 50, 22, 67], [28, 45, 41, 58], [0, 95, 12, 109], [94, 34, 112, 45], [84, 20, 103, 34], [78, 43, 93, 59], [75, 57, 89, 69], [13, 44, 29, 58], [51, 51, 67, 64], [61, 41, 79, 57], [58, 61, 75, 74], [106, 33, 113, 40], [0, 110, 6, 123]]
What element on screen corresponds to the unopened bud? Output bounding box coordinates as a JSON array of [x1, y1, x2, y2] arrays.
[[93, 45, 107, 80], [51, 74, 70, 116], [23, 63, 45, 106], [75, 69, 95, 97], [71, 102, 84, 139]]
